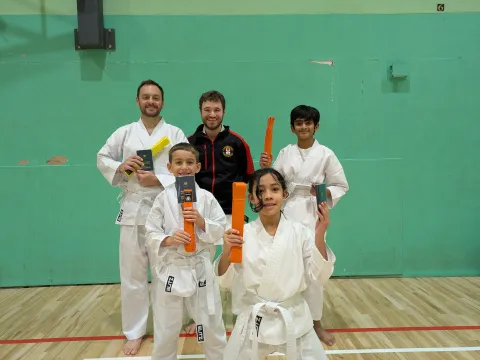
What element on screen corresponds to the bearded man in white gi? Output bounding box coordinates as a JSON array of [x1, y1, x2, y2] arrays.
[[97, 79, 188, 355]]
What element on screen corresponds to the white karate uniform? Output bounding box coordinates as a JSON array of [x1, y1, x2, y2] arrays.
[[96, 118, 188, 340], [145, 183, 228, 360], [272, 139, 348, 321], [215, 216, 336, 360], [183, 214, 231, 330]]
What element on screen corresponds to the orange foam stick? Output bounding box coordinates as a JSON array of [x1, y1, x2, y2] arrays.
[[183, 189, 196, 253], [263, 117, 275, 164], [230, 182, 247, 263]]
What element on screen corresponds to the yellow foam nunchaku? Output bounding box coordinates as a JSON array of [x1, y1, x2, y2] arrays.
[[125, 136, 171, 176], [151, 136, 171, 156]]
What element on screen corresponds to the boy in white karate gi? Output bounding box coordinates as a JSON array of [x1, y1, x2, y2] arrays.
[[259, 105, 349, 346], [145, 142, 227, 360], [97, 80, 188, 355], [216, 167, 336, 359]]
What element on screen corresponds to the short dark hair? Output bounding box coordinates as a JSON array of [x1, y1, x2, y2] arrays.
[[168, 142, 200, 163], [290, 105, 320, 128], [199, 90, 226, 111], [136, 79, 164, 100]]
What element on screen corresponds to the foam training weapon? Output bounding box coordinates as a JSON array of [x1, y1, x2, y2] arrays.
[[183, 189, 196, 253], [230, 182, 247, 263], [263, 116, 275, 165]]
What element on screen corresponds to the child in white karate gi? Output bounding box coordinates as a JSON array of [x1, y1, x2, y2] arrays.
[[260, 105, 349, 345], [216, 167, 336, 359], [145, 142, 227, 360]]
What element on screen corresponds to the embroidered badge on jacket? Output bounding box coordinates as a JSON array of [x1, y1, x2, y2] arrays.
[[222, 145, 234, 157]]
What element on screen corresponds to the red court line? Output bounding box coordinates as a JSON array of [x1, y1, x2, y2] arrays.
[[1, 325, 479, 345]]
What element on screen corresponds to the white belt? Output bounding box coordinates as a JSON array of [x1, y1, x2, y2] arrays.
[[116, 173, 163, 203], [292, 187, 311, 197], [226, 293, 303, 360], [115, 182, 160, 225], [131, 195, 156, 241], [159, 251, 215, 343], [126, 179, 164, 194]]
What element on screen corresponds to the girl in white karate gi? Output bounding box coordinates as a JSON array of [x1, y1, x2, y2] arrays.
[[216, 167, 336, 360]]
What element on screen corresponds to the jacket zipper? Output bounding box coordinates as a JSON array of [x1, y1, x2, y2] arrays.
[[203, 144, 208, 169], [203, 135, 216, 194], [211, 139, 216, 193]]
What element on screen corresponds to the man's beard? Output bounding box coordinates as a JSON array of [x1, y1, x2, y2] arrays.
[[203, 118, 223, 131], [142, 106, 161, 117]]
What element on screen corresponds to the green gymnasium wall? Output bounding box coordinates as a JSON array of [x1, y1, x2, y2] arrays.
[[1, 1, 479, 287]]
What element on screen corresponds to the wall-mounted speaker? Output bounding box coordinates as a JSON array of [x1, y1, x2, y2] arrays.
[[74, 0, 115, 50]]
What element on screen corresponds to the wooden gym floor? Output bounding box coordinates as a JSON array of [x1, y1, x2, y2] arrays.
[[0, 277, 479, 359]]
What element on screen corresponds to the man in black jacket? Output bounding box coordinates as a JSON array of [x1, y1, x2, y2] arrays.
[[185, 90, 254, 333], [188, 90, 254, 214]]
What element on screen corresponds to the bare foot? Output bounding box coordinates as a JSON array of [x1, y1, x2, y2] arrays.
[[124, 338, 142, 355], [314, 326, 336, 346], [183, 321, 197, 334]]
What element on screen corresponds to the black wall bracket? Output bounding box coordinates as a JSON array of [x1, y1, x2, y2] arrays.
[[74, 28, 115, 50], [74, 0, 116, 51]]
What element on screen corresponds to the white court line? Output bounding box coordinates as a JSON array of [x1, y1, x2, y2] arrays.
[[85, 346, 480, 359]]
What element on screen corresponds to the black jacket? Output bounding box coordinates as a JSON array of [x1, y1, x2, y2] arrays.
[[188, 125, 254, 214]]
